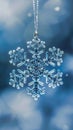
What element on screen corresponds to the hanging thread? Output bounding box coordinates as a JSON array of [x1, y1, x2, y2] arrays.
[[33, 0, 39, 35]]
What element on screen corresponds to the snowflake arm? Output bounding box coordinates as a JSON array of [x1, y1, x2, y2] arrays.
[[27, 80, 45, 101], [44, 69, 63, 89], [27, 36, 46, 49], [9, 69, 29, 89], [44, 47, 64, 67], [9, 47, 28, 67]]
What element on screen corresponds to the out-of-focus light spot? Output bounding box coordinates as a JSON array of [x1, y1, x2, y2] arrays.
[[50, 104, 73, 129], [28, 13, 32, 17], [63, 124, 69, 130], [63, 55, 73, 73], [0, 90, 43, 130], [66, 74, 69, 77], [54, 6, 60, 12]]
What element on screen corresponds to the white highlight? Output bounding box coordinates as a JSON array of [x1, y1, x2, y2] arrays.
[[54, 6, 60, 11], [28, 13, 32, 17]]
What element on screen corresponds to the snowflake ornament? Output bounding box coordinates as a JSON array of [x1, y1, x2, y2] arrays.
[[9, 34, 64, 100]]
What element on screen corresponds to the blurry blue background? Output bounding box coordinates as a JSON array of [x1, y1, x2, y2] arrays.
[[0, 0, 73, 130]]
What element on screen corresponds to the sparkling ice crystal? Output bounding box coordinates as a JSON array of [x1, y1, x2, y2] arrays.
[[9, 35, 64, 100]]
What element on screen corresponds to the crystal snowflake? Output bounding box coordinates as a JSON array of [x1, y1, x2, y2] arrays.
[[9, 35, 64, 100]]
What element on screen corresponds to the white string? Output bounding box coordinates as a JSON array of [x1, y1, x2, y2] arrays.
[[33, 0, 39, 35]]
